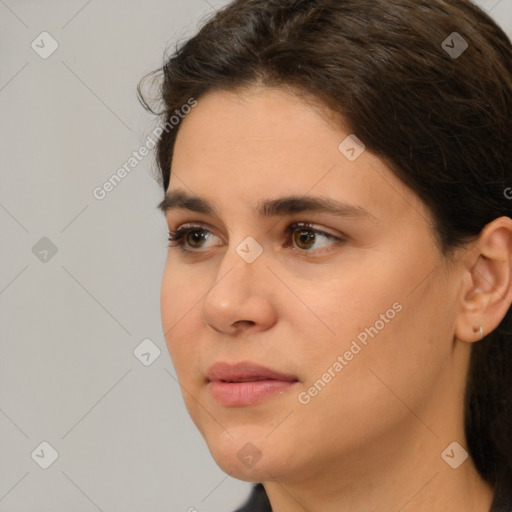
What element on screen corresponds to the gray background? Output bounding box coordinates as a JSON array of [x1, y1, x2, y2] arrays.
[[1, 0, 511, 511]]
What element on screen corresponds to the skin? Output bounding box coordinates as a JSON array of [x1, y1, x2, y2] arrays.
[[160, 85, 512, 512]]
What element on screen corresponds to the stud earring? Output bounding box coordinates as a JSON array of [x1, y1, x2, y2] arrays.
[[472, 325, 484, 339]]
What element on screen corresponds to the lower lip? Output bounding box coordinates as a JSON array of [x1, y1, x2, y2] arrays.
[[208, 380, 297, 406]]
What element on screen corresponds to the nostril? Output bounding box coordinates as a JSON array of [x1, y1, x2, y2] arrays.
[[233, 320, 256, 329]]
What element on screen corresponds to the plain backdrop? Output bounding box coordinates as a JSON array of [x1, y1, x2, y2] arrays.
[[1, 1, 511, 511]]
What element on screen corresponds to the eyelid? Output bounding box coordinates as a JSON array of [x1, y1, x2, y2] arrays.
[[168, 221, 224, 241]]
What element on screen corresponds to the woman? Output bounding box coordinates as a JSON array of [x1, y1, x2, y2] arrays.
[[138, 0, 512, 510]]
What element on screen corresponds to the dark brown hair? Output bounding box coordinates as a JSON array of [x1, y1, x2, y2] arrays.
[[138, 0, 512, 497]]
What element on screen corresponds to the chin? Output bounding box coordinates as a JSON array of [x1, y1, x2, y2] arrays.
[[201, 426, 288, 483], [209, 446, 275, 483]]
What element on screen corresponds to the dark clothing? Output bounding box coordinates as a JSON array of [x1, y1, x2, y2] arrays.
[[234, 482, 512, 512], [234, 484, 271, 512]]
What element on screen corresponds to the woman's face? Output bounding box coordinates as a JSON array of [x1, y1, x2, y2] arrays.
[[160, 86, 468, 484]]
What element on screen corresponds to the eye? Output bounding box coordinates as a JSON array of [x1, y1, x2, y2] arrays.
[[167, 224, 221, 251], [283, 222, 344, 252], [167, 222, 345, 253]]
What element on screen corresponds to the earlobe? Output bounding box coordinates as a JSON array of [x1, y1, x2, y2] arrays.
[[472, 324, 484, 340], [454, 216, 512, 344]]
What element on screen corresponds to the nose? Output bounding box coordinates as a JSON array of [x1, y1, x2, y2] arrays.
[[201, 243, 277, 336]]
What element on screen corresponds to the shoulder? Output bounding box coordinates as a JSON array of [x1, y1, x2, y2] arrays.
[[232, 484, 272, 512]]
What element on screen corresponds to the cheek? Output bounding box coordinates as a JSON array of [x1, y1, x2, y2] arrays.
[[291, 263, 401, 360], [160, 257, 206, 325], [292, 251, 448, 416], [160, 265, 204, 363]]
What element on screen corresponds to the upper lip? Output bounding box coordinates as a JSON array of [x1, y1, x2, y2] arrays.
[[206, 361, 299, 383]]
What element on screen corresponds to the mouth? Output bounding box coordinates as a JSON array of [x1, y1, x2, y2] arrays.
[[206, 361, 299, 406], [219, 377, 279, 383], [206, 361, 299, 383]]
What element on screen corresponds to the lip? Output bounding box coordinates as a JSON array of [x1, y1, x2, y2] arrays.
[[206, 361, 299, 406], [206, 361, 298, 382]]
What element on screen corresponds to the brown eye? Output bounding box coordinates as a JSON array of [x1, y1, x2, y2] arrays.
[[292, 228, 317, 250], [168, 225, 218, 251], [168, 222, 345, 254], [286, 222, 345, 252], [186, 230, 210, 249]]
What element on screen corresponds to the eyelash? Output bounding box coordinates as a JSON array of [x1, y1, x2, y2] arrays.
[[167, 222, 345, 254]]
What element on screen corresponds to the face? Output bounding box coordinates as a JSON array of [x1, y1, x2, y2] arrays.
[[160, 86, 466, 486]]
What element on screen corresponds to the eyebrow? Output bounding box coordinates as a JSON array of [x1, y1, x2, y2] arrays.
[[158, 189, 376, 221]]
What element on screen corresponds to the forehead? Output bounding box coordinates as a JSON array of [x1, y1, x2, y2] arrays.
[[168, 86, 429, 227]]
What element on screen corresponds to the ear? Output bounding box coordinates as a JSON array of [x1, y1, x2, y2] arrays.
[[454, 216, 512, 343]]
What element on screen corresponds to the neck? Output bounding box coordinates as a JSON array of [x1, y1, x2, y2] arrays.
[[263, 431, 494, 512], [263, 382, 494, 512]]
